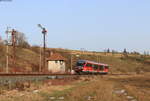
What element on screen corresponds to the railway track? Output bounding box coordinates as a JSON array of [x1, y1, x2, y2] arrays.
[[0, 73, 132, 89], [0, 72, 132, 77], [0, 73, 72, 76], [0, 73, 76, 86], [0, 73, 131, 76]]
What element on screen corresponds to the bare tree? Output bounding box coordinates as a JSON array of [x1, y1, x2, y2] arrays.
[[107, 48, 110, 53], [15, 32, 30, 48]]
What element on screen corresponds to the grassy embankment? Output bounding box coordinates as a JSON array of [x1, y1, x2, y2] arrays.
[[0, 45, 39, 72], [0, 44, 150, 73]]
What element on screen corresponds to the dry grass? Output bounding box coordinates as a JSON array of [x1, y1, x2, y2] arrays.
[[1, 74, 150, 101], [124, 85, 150, 101], [65, 80, 116, 101], [110, 73, 150, 101], [46, 76, 123, 101], [123, 76, 150, 101], [0, 76, 121, 101], [0, 80, 74, 101]]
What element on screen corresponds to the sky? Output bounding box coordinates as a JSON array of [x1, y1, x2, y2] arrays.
[[0, 0, 150, 53]]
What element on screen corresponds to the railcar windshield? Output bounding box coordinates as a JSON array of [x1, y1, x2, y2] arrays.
[[76, 61, 85, 67]]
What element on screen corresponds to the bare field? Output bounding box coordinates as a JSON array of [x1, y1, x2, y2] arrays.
[[0, 74, 150, 101]]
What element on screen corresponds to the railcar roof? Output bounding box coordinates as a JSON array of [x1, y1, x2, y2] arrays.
[[77, 60, 108, 66]]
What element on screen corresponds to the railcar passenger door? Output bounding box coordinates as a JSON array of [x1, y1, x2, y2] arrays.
[[104, 66, 109, 72], [93, 64, 98, 73], [85, 63, 92, 71], [99, 65, 104, 72]]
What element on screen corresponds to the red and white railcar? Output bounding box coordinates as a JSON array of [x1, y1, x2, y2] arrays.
[[74, 60, 109, 74]]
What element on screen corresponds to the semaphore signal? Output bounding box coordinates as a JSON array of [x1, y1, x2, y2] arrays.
[[37, 24, 47, 72], [5, 28, 17, 72]]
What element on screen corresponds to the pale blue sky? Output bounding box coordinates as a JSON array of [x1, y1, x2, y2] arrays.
[[0, 0, 150, 53]]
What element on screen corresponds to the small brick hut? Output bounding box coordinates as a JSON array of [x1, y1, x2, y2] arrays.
[[47, 53, 66, 73]]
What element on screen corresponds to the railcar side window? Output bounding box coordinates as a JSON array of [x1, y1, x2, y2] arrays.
[[105, 66, 109, 69], [99, 65, 104, 70], [94, 65, 98, 70], [86, 63, 92, 67]]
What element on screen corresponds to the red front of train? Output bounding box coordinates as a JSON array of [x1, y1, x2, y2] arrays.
[[74, 60, 109, 74]]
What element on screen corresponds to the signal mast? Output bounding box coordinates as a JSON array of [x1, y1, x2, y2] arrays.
[[5, 28, 17, 72], [38, 24, 47, 72]]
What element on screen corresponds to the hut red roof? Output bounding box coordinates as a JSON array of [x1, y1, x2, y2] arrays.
[[47, 53, 66, 61]]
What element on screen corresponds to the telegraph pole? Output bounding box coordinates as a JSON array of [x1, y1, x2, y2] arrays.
[[5, 27, 10, 73], [11, 29, 17, 67], [39, 44, 42, 72], [38, 24, 47, 72], [70, 54, 72, 72], [5, 28, 17, 72]]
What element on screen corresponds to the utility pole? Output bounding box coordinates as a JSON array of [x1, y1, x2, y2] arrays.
[[97, 55, 100, 63], [39, 44, 42, 72], [70, 54, 72, 72], [11, 29, 17, 67], [38, 24, 47, 72], [5, 28, 17, 72], [5, 27, 11, 73]]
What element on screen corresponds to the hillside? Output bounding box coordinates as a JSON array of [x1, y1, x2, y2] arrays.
[[0, 45, 39, 72], [0, 44, 150, 73]]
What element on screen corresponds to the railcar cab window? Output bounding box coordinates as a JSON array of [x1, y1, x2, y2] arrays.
[[76, 61, 85, 67]]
